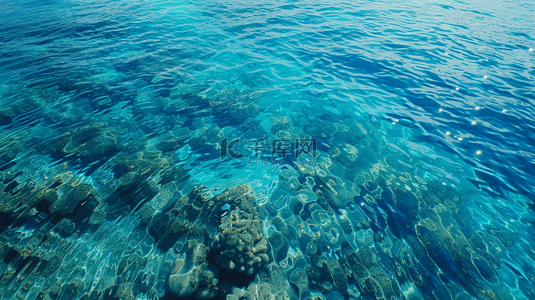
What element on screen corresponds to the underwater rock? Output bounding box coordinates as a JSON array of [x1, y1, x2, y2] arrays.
[[148, 184, 213, 242], [400, 283, 424, 300], [171, 82, 207, 99], [326, 258, 348, 294], [268, 231, 289, 263], [155, 127, 191, 152], [89, 211, 107, 225], [50, 180, 96, 214], [110, 150, 187, 215], [168, 241, 218, 299], [210, 92, 261, 127], [368, 266, 396, 298], [0, 169, 98, 220], [306, 120, 338, 138], [117, 150, 177, 185], [114, 281, 136, 300], [213, 206, 269, 275], [50, 123, 118, 157], [189, 124, 223, 152], [289, 267, 309, 297], [227, 281, 287, 300], [0, 96, 43, 118], [271, 116, 293, 133]]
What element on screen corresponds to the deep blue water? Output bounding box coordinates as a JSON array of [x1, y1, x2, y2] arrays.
[[1, 0, 535, 299]]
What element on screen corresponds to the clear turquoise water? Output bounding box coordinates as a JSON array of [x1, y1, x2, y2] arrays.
[[1, 0, 534, 299]]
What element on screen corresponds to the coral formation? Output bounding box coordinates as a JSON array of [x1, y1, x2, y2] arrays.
[[0, 28, 533, 300], [213, 207, 269, 275], [168, 241, 219, 299]]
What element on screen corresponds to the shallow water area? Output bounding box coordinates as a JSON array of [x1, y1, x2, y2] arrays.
[[1, 0, 535, 299]]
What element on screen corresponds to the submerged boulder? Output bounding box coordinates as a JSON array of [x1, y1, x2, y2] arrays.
[[213, 207, 269, 275], [168, 241, 219, 299]]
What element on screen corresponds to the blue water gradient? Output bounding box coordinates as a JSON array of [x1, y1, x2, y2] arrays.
[[1, 0, 534, 299]]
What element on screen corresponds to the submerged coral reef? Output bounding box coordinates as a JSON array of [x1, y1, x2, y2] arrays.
[[1, 74, 534, 300]]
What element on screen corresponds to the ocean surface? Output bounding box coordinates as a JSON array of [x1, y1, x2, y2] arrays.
[[1, 0, 534, 299]]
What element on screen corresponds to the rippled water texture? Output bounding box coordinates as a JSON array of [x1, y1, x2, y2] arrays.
[[1, 0, 535, 299]]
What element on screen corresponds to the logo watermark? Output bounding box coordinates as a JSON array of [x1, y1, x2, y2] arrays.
[[220, 137, 317, 167]]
